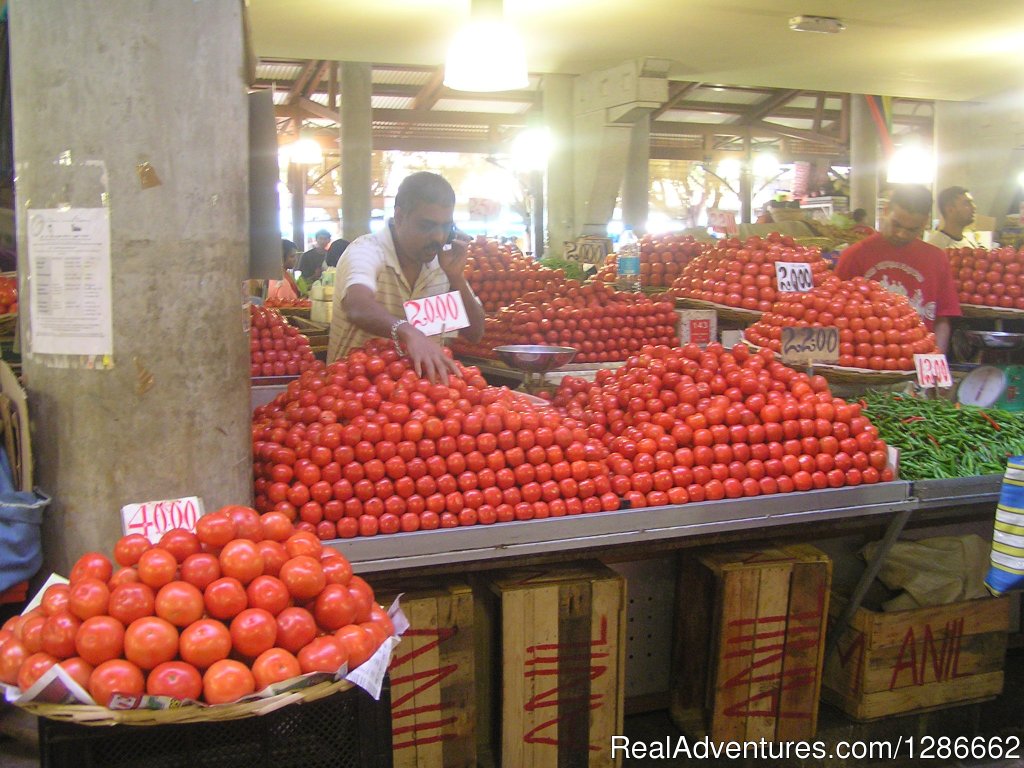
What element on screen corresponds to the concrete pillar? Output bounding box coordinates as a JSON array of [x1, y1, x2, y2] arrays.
[[622, 115, 650, 233], [543, 74, 574, 256], [850, 95, 880, 224], [933, 100, 973, 198], [341, 62, 373, 240], [9, 0, 252, 575], [289, 162, 306, 248], [572, 59, 669, 237], [739, 137, 753, 224]]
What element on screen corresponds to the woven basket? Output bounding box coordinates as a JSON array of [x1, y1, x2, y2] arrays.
[[275, 306, 312, 319], [0, 312, 16, 338], [961, 303, 1024, 320], [674, 296, 763, 323], [745, 340, 916, 384], [22, 678, 353, 727]]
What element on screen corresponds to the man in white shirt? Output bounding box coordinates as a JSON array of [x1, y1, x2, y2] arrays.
[[327, 172, 485, 382], [925, 186, 980, 249]]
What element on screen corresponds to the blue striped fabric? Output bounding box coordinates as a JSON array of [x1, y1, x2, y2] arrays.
[[985, 456, 1024, 595]]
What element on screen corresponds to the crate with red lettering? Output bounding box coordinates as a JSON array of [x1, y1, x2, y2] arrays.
[[376, 578, 475, 768], [670, 544, 832, 743], [823, 594, 1010, 721], [490, 562, 626, 768]]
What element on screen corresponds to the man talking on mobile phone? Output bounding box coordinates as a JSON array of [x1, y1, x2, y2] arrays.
[[327, 171, 486, 382]]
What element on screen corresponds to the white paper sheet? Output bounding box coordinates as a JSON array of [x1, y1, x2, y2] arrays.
[[27, 207, 113, 356]]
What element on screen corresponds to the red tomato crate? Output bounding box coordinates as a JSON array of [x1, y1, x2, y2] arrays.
[[38, 679, 393, 768]]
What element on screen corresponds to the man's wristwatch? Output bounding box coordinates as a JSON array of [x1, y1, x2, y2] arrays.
[[390, 319, 408, 353]]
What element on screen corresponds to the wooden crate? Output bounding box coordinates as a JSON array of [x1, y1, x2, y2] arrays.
[[671, 543, 832, 743], [823, 594, 1010, 721], [491, 562, 626, 768], [377, 579, 476, 768]]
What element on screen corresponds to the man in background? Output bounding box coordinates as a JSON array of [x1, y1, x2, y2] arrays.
[[925, 186, 980, 249], [297, 228, 331, 291], [836, 183, 961, 353]]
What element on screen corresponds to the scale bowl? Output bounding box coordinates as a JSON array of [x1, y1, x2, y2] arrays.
[[493, 344, 577, 373], [962, 330, 1024, 351]]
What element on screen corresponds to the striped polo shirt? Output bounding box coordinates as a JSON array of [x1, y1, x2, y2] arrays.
[[327, 223, 451, 362]]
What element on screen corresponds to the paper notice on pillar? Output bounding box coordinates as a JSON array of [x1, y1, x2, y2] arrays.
[[26, 208, 114, 356]]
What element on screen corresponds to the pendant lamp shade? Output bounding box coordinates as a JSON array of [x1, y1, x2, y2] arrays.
[[444, 0, 528, 92]]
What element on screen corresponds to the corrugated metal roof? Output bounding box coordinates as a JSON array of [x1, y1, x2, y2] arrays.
[[433, 99, 529, 114], [257, 62, 304, 81], [687, 87, 766, 105], [371, 96, 416, 110], [657, 110, 731, 124], [373, 68, 433, 86]]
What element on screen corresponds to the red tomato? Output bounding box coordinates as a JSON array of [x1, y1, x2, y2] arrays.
[[137, 548, 179, 590], [58, 657, 94, 690], [75, 616, 125, 666], [0, 638, 27, 684], [178, 618, 233, 670], [196, 512, 238, 548], [179, 553, 221, 591], [124, 616, 178, 670], [113, 535, 151, 568], [218, 539, 265, 585], [321, 554, 353, 587], [88, 659, 145, 706], [335, 624, 375, 669], [229, 608, 278, 659], [246, 575, 292, 616], [275, 606, 318, 655], [158, 529, 202, 563], [252, 647, 302, 691], [108, 582, 156, 626], [279, 556, 326, 601], [203, 577, 249, 621], [155, 581, 205, 627], [146, 660, 203, 700], [67, 578, 110, 621], [224, 506, 263, 541], [314, 584, 358, 630], [41, 611, 82, 659], [202, 659, 256, 705], [297, 636, 348, 674], [70, 552, 113, 584]]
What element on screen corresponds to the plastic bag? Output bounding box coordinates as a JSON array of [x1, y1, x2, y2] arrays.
[[862, 534, 990, 612], [0, 444, 49, 592]]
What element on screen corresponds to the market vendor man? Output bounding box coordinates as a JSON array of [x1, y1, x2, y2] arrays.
[[924, 185, 980, 249], [327, 171, 485, 382], [835, 183, 961, 354]]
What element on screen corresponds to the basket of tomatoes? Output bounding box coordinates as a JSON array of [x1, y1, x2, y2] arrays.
[[0, 273, 18, 337], [0, 505, 400, 726]]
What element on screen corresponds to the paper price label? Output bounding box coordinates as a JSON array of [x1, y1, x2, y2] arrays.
[[914, 353, 953, 388], [120, 496, 204, 544], [403, 291, 469, 337], [781, 326, 839, 364], [775, 262, 814, 293]]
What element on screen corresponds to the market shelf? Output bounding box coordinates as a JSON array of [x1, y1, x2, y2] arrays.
[[910, 474, 1003, 508], [328, 481, 914, 573]]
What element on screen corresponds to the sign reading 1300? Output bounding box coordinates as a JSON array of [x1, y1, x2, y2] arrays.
[[780, 326, 839, 364]]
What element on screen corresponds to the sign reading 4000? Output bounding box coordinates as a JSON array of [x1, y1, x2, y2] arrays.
[[120, 496, 204, 544], [403, 290, 470, 337]]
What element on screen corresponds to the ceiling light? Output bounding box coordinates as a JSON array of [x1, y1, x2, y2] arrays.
[[283, 137, 323, 165], [444, 0, 529, 92], [887, 144, 934, 185], [788, 15, 846, 34]]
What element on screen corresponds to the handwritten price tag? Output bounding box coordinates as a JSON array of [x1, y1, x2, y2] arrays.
[[914, 353, 953, 388], [775, 262, 814, 293], [403, 291, 469, 337], [120, 496, 205, 544], [780, 326, 839, 364]]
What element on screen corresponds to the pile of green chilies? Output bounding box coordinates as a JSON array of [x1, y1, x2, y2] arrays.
[[859, 391, 1024, 480]]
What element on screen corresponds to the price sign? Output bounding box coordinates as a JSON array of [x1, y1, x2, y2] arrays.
[[914, 353, 953, 388], [775, 262, 814, 293], [707, 209, 738, 235], [780, 326, 839, 364], [403, 291, 470, 337], [120, 496, 204, 544]]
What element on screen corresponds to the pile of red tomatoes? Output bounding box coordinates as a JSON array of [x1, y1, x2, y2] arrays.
[[463, 237, 565, 313], [744, 275, 938, 371], [453, 281, 679, 364], [250, 304, 317, 378], [550, 343, 893, 507], [252, 339, 617, 538], [669, 234, 831, 312], [0, 506, 393, 707], [946, 246, 1024, 310]]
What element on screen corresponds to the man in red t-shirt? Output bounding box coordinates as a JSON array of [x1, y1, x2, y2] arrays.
[[836, 184, 961, 353]]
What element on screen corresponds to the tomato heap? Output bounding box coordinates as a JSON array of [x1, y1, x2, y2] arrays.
[[463, 237, 565, 313], [639, 232, 707, 288], [744, 275, 939, 371], [947, 246, 1024, 310], [250, 304, 317, 378], [0, 275, 17, 315], [265, 296, 312, 310], [452, 282, 679, 364], [551, 343, 893, 507], [0, 507, 394, 707], [669, 233, 831, 312], [252, 339, 617, 538]]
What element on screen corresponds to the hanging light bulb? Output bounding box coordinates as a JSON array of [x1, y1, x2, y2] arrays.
[[444, 0, 529, 92], [287, 136, 323, 165]]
